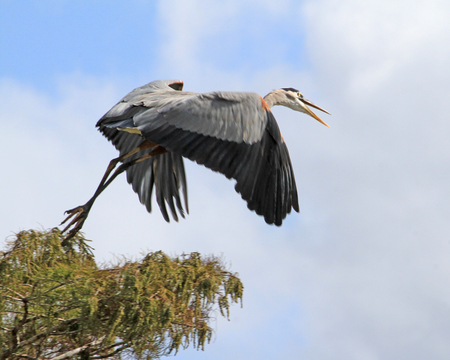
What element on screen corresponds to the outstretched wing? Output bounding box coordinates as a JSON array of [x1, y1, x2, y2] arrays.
[[97, 80, 188, 222], [140, 107, 298, 225], [98, 80, 299, 225], [135, 89, 298, 225]]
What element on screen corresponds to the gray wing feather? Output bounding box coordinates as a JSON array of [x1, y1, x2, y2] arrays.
[[100, 84, 267, 145], [100, 80, 184, 123], [135, 110, 299, 225], [155, 92, 267, 144], [119, 91, 267, 144], [97, 80, 297, 225], [97, 82, 188, 222], [98, 126, 188, 222]]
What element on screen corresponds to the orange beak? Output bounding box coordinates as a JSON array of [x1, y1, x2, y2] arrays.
[[301, 98, 331, 127]]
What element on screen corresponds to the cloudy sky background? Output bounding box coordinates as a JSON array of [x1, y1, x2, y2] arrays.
[[1, 0, 450, 359]]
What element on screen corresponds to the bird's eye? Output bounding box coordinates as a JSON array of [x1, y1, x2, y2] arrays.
[[297, 92, 303, 99]]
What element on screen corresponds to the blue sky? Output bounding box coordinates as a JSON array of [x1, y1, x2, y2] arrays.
[[1, 2, 160, 91], [1, 1, 309, 94], [2, 1, 450, 359]]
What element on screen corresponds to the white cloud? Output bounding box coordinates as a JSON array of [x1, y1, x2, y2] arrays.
[[295, 0, 450, 359], [2, 0, 450, 358], [0, 75, 118, 236]]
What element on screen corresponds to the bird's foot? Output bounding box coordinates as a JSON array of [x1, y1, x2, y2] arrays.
[[60, 203, 92, 242]]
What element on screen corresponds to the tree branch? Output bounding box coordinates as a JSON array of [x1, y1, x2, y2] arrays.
[[1, 298, 29, 360], [91, 341, 127, 353], [13, 355, 37, 360], [51, 336, 105, 360], [2, 295, 23, 302], [9, 318, 78, 352], [0, 286, 26, 299], [91, 345, 127, 359]]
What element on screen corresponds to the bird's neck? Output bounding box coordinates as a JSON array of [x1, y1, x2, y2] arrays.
[[263, 90, 279, 108]]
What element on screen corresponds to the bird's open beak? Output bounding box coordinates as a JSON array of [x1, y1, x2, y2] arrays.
[[301, 98, 331, 127]]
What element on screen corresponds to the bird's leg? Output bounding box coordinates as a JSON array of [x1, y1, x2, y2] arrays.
[[60, 141, 164, 241]]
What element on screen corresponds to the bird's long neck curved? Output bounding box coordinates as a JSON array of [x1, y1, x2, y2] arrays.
[[263, 90, 281, 108]]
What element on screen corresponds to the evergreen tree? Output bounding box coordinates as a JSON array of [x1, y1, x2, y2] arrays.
[[0, 229, 243, 359]]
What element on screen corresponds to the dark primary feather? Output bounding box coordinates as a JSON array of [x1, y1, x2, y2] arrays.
[[97, 80, 299, 225], [96, 80, 189, 222], [135, 108, 299, 225], [98, 126, 188, 222]]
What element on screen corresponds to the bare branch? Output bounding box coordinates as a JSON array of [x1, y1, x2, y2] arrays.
[[29, 277, 83, 298], [90, 341, 127, 355], [2, 295, 23, 302], [51, 336, 105, 360], [13, 355, 37, 360], [13, 318, 78, 350], [49, 329, 81, 336], [1, 298, 29, 360], [1, 310, 30, 316], [91, 346, 126, 359], [38, 281, 72, 296], [0, 286, 26, 299]]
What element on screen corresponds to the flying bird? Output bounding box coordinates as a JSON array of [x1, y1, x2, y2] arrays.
[[61, 80, 330, 239]]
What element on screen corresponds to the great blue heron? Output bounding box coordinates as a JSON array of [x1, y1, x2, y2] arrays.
[[61, 80, 330, 239]]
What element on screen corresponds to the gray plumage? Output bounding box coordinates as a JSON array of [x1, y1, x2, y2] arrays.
[[62, 79, 330, 240]]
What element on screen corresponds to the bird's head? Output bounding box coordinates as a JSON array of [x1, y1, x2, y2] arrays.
[[269, 88, 331, 127]]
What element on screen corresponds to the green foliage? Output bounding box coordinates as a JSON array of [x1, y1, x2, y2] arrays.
[[0, 229, 243, 359]]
